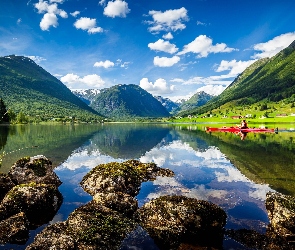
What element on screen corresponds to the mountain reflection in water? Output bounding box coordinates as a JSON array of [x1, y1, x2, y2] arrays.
[[1, 123, 294, 249]]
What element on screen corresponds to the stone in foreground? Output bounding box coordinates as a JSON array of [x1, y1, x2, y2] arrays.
[[137, 195, 227, 249], [80, 159, 174, 197]]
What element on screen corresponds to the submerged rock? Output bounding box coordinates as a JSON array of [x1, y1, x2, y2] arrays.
[[226, 228, 292, 250], [0, 212, 29, 245], [8, 155, 62, 187], [26, 222, 76, 250], [0, 173, 15, 201], [0, 183, 62, 228], [80, 160, 174, 197], [137, 195, 227, 249], [67, 200, 137, 249], [266, 191, 295, 245]]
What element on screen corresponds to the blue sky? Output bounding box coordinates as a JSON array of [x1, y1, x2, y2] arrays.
[[1, 0, 295, 101]]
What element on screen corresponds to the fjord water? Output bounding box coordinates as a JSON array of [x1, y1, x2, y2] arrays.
[[1, 123, 295, 249]]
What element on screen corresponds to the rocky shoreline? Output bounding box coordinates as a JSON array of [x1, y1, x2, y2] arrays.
[[1, 156, 295, 249]]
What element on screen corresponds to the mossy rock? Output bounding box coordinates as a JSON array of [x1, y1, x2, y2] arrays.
[[0, 173, 15, 201], [8, 155, 61, 187], [0, 212, 29, 244], [26, 222, 76, 250], [67, 201, 137, 249], [0, 183, 63, 228], [137, 195, 227, 249], [81, 160, 174, 196], [93, 192, 138, 217]]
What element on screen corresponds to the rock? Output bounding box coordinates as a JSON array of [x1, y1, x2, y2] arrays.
[[93, 192, 138, 217], [8, 155, 62, 187], [0, 173, 15, 201], [0, 183, 63, 228], [26, 222, 76, 250], [137, 195, 227, 249], [0, 212, 29, 244], [226, 228, 292, 250], [80, 160, 174, 197], [67, 200, 137, 249], [266, 191, 295, 245]]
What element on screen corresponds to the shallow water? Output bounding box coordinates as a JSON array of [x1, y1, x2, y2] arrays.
[[1, 123, 295, 249]]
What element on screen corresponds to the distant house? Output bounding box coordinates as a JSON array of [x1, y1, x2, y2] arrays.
[[231, 115, 242, 119], [276, 114, 288, 117], [245, 114, 252, 118]]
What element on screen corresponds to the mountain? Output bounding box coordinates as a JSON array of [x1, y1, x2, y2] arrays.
[[0, 55, 101, 121], [177, 91, 213, 112], [72, 89, 101, 105], [89, 84, 170, 119], [154, 96, 179, 113], [179, 40, 295, 116]]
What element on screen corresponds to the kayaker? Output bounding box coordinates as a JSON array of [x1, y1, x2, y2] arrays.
[[240, 119, 248, 129]]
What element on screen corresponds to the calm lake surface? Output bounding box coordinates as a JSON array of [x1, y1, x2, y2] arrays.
[[1, 123, 295, 249]]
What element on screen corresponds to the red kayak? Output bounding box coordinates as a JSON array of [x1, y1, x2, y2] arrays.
[[206, 127, 276, 133]]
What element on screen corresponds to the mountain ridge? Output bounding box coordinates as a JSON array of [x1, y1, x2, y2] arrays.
[[0, 55, 102, 122]]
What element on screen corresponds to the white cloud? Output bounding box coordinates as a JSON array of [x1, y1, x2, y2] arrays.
[[148, 39, 178, 54], [215, 59, 257, 75], [103, 0, 130, 18], [74, 17, 103, 34], [163, 32, 173, 40], [252, 32, 295, 59], [34, 0, 68, 31], [60, 73, 105, 89], [196, 20, 207, 26], [40, 13, 58, 30], [195, 84, 226, 96], [139, 78, 175, 95], [178, 35, 237, 58], [17, 18, 22, 24], [70, 11, 80, 17], [99, 0, 106, 6], [154, 56, 180, 67], [94, 60, 115, 68], [27, 55, 46, 63], [147, 7, 188, 33]]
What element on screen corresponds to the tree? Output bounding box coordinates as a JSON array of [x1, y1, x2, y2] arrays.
[[17, 111, 29, 124], [0, 99, 9, 123]]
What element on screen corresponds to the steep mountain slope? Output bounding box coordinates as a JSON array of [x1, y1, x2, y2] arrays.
[[179, 40, 295, 116], [154, 96, 179, 113], [177, 91, 213, 112], [90, 84, 170, 119], [0, 55, 101, 120], [72, 89, 101, 105]]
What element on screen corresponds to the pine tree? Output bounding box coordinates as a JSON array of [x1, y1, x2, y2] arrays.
[[0, 99, 9, 123]]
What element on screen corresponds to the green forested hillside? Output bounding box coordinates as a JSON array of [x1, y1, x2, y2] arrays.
[[90, 84, 170, 120], [179, 40, 295, 116], [0, 55, 102, 122]]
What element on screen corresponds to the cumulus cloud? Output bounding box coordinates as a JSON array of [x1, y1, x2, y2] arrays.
[[74, 17, 103, 34], [252, 32, 295, 59], [94, 60, 115, 68], [148, 39, 178, 54], [139, 78, 175, 95], [163, 32, 173, 40], [154, 56, 180, 67], [40, 13, 58, 30], [146, 7, 188, 33], [70, 11, 80, 17], [103, 0, 130, 18], [60, 73, 105, 89], [215, 59, 256, 75], [178, 35, 237, 58], [34, 0, 68, 31]]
